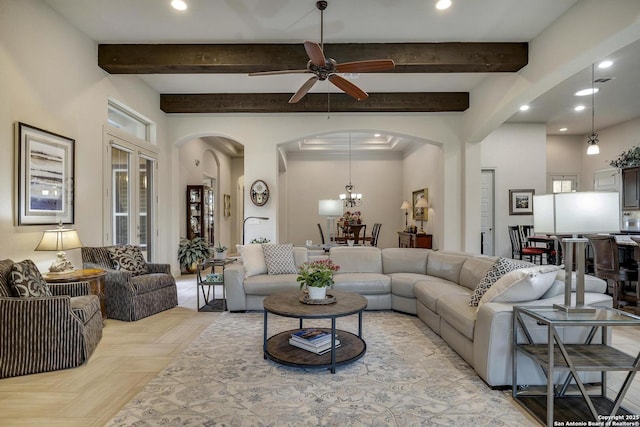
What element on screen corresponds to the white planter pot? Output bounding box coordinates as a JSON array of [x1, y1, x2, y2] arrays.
[[307, 286, 327, 300], [215, 251, 227, 260]]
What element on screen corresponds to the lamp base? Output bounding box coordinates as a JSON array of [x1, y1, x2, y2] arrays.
[[48, 252, 74, 273], [552, 303, 596, 313]]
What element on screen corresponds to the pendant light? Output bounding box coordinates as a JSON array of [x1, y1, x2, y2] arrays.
[[339, 134, 362, 207], [586, 63, 600, 155]]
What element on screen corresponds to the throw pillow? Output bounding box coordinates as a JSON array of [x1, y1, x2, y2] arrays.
[[262, 243, 297, 275], [477, 265, 561, 310], [469, 257, 531, 306], [239, 244, 268, 278], [107, 245, 149, 276], [9, 259, 52, 298]]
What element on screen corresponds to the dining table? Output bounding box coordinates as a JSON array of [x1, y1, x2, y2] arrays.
[[334, 223, 370, 245]]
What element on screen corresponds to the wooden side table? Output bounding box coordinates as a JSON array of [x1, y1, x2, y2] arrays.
[[44, 268, 107, 320]]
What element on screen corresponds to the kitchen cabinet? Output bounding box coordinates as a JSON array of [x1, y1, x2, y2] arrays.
[[622, 167, 640, 209]]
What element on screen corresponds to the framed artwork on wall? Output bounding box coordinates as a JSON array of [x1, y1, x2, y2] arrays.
[[15, 122, 75, 225], [224, 194, 231, 217], [412, 188, 428, 221], [509, 189, 535, 215]]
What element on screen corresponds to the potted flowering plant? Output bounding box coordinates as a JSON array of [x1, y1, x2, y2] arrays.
[[214, 242, 228, 260], [296, 259, 340, 300]]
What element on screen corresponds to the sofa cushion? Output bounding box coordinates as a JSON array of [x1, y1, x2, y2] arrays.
[[426, 252, 468, 283], [9, 260, 52, 298], [388, 273, 430, 298], [262, 244, 297, 275], [0, 259, 15, 297], [130, 273, 175, 294], [438, 293, 477, 341], [458, 257, 497, 291], [330, 247, 382, 273], [239, 244, 268, 278], [70, 295, 101, 323], [469, 257, 531, 306], [382, 248, 428, 274], [477, 265, 561, 310], [413, 278, 470, 313], [542, 271, 607, 298], [332, 273, 391, 294], [107, 245, 149, 276], [243, 274, 299, 295]]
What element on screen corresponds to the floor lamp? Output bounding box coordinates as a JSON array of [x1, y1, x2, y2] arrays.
[[242, 216, 269, 245], [533, 192, 620, 313], [318, 200, 343, 247]]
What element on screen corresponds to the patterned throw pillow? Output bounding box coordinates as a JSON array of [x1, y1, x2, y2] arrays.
[[262, 243, 298, 275], [107, 245, 149, 276], [469, 257, 530, 306], [9, 259, 52, 298]]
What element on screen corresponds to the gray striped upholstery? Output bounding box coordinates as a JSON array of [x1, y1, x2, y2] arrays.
[[82, 246, 178, 321], [0, 259, 103, 378]]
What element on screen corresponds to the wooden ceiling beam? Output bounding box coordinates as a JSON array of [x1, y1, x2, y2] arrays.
[[99, 42, 527, 74], [160, 92, 469, 113]]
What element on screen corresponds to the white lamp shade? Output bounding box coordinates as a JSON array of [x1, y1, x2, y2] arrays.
[[416, 198, 428, 208], [533, 192, 620, 235], [35, 228, 83, 251], [318, 199, 343, 217], [400, 201, 411, 210]]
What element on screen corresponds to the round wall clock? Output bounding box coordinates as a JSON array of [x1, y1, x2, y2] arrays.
[[250, 179, 269, 206]]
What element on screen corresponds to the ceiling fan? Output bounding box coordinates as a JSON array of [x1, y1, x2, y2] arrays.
[[249, 0, 395, 104]]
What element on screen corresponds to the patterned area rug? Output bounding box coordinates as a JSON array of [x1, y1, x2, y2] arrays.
[[107, 311, 535, 426]]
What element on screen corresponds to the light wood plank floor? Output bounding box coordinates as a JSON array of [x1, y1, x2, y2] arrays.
[[0, 275, 639, 426]]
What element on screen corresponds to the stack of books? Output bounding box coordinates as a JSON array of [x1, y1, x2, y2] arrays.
[[289, 328, 341, 355]]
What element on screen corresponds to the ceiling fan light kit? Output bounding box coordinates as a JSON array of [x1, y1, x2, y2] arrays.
[[249, 0, 395, 104]]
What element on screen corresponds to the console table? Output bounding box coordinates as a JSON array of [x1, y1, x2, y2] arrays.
[[397, 231, 432, 249], [512, 306, 640, 426]]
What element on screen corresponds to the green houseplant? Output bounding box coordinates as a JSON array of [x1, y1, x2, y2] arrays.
[[178, 237, 211, 272], [214, 242, 228, 260], [296, 259, 340, 300], [610, 146, 640, 168]]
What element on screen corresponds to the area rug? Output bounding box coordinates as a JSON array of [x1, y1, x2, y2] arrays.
[[107, 311, 535, 426]]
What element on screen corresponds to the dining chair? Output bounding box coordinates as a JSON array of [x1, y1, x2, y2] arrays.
[[586, 234, 638, 308], [369, 223, 382, 247], [316, 223, 325, 245], [508, 225, 545, 264]]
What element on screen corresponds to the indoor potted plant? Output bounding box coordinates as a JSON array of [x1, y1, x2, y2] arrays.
[[177, 237, 211, 273], [214, 242, 228, 259], [296, 259, 340, 300]]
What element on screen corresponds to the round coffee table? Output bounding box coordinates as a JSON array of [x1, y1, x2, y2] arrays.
[[263, 289, 368, 373]]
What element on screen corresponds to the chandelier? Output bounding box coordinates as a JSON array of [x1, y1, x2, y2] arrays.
[[339, 134, 362, 207], [586, 63, 600, 155]]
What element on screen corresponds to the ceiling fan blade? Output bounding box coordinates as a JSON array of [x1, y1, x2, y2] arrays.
[[335, 59, 395, 73], [249, 69, 309, 76], [328, 74, 368, 101], [289, 76, 319, 103], [304, 41, 326, 67]]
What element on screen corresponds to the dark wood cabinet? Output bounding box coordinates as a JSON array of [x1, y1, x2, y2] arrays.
[[398, 232, 432, 249], [187, 185, 214, 244], [622, 167, 640, 209]]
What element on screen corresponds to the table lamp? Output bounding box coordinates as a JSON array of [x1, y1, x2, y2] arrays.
[[34, 224, 84, 273], [319, 200, 343, 246], [400, 201, 411, 231], [415, 197, 429, 234], [533, 191, 620, 313]]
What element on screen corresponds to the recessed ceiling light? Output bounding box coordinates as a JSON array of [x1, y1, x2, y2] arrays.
[[436, 0, 452, 10], [574, 105, 586, 111], [559, 128, 568, 132], [598, 60, 613, 69], [171, 0, 187, 11], [374, 133, 381, 137], [574, 88, 599, 96], [519, 105, 530, 111]]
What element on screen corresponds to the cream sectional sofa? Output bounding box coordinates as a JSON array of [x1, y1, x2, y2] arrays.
[[224, 245, 612, 387]]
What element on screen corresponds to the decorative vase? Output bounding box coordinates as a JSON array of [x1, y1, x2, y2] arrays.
[[215, 251, 227, 260], [308, 286, 327, 300]]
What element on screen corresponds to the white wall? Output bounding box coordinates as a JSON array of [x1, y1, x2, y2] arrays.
[[0, 0, 172, 271], [481, 124, 548, 258]]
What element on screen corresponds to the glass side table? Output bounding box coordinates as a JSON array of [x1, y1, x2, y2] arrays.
[[512, 306, 640, 427], [196, 258, 236, 312]]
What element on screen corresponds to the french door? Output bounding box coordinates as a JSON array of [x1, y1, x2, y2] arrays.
[[103, 126, 158, 260]]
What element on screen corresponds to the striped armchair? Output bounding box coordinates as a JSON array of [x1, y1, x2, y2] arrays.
[[0, 259, 103, 378], [81, 246, 178, 321]]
